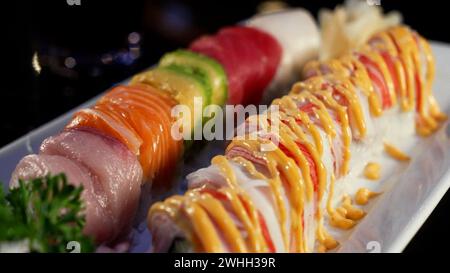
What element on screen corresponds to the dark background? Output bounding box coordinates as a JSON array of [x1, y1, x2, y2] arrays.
[[2, 0, 449, 252]]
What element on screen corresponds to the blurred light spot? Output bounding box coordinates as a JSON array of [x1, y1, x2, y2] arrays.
[[32, 52, 41, 74], [116, 49, 135, 66], [64, 57, 77, 69], [101, 53, 113, 64], [130, 47, 141, 59], [128, 32, 141, 45]]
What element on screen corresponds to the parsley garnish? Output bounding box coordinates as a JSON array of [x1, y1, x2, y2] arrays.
[[0, 173, 94, 252]]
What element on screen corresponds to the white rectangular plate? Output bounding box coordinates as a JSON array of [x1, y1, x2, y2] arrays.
[[1, 42, 449, 253]]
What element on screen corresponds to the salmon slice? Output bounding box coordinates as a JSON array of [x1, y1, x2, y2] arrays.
[[67, 106, 143, 156], [103, 85, 183, 190]]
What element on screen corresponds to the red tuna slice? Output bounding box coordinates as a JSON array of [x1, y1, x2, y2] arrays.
[[221, 26, 282, 76], [219, 26, 282, 98], [216, 27, 266, 105], [219, 26, 282, 104], [190, 26, 282, 105], [190, 35, 245, 105]]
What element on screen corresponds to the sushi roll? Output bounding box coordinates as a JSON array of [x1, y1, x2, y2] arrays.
[[147, 26, 446, 253]]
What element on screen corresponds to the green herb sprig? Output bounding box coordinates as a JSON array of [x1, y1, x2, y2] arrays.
[[0, 173, 94, 252]]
